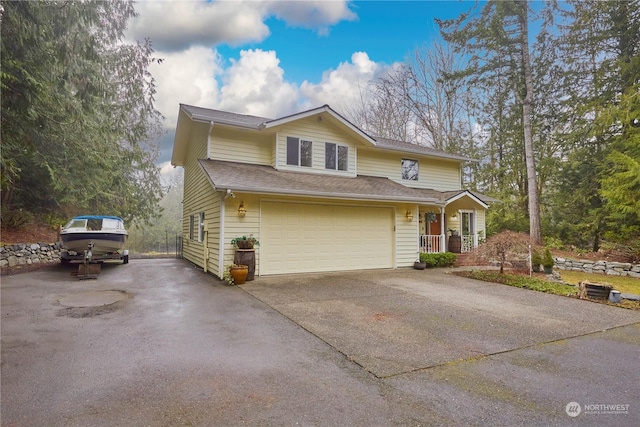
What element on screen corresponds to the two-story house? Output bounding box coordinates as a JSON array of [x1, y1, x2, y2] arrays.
[[171, 104, 493, 278]]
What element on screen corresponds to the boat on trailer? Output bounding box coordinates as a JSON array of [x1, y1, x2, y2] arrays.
[[60, 215, 129, 264]]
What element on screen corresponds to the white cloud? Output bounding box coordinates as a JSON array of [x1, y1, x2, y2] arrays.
[[300, 52, 395, 111], [267, 0, 357, 35], [129, 1, 355, 52], [217, 49, 299, 118], [151, 46, 222, 128], [129, 1, 271, 51]]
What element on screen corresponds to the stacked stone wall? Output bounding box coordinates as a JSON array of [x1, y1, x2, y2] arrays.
[[0, 243, 62, 268], [554, 257, 640, 278]]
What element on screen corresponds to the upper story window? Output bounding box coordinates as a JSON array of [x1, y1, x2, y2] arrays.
[[401, 158, 419, 181], [325, 142, 348, 171], [286, 137, 312, 167]]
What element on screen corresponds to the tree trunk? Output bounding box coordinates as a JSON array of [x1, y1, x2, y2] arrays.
[[518, 3, 542, 245]]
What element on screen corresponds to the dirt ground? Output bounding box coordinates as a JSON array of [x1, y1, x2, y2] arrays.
[[1, 224, 59, 245]]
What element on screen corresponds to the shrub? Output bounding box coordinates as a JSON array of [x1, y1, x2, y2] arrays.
[[542, 248, 554, 268], [471, 230, 532, 274], [0, 209, 34, 229], [531, 248, 542, 271], [419, 252, 457, 268]]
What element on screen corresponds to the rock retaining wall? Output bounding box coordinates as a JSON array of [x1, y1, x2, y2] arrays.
[[0, 243, 62, 268], [554, 257, 640, 278]]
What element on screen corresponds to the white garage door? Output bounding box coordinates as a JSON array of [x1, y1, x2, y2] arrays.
[[261, 201, 394, 275]]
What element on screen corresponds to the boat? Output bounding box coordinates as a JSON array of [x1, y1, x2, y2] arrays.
[[60, 215, 129, 264]]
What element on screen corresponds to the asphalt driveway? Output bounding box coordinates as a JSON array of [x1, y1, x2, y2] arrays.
[[2, 260, 639, 426]]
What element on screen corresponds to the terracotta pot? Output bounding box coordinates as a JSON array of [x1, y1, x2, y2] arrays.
[[230, 265, 249, 285]]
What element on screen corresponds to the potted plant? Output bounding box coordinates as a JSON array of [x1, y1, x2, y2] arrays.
[[414, 258, 426, 270], [448, 228, 459, 236], [531, 249, 542, 273], [542, 248, 554, 274], [231, 235, 259, 249], [224, 264, 249, 285]]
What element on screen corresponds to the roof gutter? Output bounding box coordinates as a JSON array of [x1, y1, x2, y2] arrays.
[[372, 145, 478, 163], [213, 186, 444, 206]]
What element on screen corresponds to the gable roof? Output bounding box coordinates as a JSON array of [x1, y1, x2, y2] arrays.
[[172, 104, 478, 166], [412, 188, 497, 209], [181, 104, 269, 129], [262, 105, 377, 146], [199, 159, 443, 205]]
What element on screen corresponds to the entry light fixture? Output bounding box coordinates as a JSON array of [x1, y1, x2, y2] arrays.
[[238, 202, 246, 218], [405, 210, 413, 222]]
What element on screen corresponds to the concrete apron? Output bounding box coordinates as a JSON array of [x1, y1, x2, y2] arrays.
[[241, 268, 640, 378]]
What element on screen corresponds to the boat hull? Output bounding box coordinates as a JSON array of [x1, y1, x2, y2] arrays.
[[60, 232, 128, 255]]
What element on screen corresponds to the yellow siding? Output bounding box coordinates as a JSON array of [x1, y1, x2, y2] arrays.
[[358, 149, 462, 191], [182, 122, 221, 274], [477, 209, 486, 240], [273, 117, 358, 176], [209, 127, 273, 165], [217, 193, 425, 274], [222, 193, 261, 276], [396, 204, 420, 267]]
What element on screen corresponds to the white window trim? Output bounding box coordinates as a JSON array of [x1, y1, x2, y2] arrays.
[[286, 136, 312, 167], [401, 158, 419, 181], [325, 142, 349, 171], [198, 212, 205, 242]]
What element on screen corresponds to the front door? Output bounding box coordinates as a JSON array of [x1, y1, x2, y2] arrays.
[[426, 213, 441, 252]]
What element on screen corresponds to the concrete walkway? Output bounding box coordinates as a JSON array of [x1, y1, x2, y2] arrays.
[[2, 260, 639, 426]]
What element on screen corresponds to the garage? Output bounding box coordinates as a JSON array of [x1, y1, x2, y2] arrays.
[[260, 201, 395, 275]]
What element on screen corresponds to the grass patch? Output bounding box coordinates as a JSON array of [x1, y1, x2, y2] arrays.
[[453, 270, 577, 297], [558, 271, 640, 295]]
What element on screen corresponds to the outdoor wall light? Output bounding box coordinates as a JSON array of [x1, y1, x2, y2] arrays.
[[405, 210, 413, 222], [238, 202, 246, 218], [451, 213, 458, 221]]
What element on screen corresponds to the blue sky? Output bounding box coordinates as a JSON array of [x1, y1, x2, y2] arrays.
[[223, 1, 474, 85], [125, 1, 483, 167]]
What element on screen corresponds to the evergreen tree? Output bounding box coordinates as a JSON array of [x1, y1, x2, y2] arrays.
[[551, 0, 640, 251], [1, 0, 164, 225], [438, 0, 542, 243]]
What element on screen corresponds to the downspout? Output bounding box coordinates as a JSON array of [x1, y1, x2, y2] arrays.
[[274, 132, 280, 168], [440, 206, 446, 253], [207, 121, 214, 159], [219, 195, 226, 278], [473, 208, 478, 248], [203, 227, 208, 273], [202, 121, 214, 273]]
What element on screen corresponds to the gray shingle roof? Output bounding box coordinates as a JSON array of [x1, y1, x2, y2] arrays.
[[199, 160, 443, 204], [411, 188, 499, 206], [373, 137, 475, 162], [181, 104, 269, 128]]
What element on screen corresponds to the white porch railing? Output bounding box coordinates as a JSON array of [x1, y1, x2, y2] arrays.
[[420, 234, 478, 253], [462, 234, 476, 253], [419, 235, 444, 253]]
